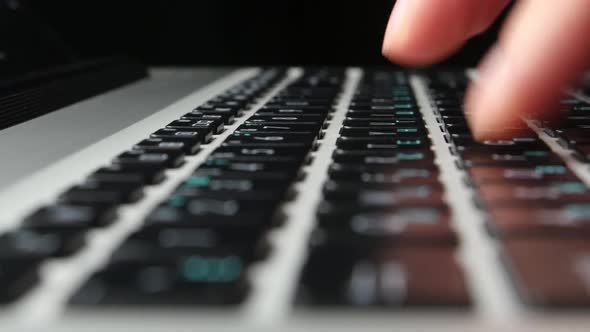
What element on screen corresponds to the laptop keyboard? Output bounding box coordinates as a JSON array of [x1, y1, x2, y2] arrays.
[[3, 68, 590, 315]]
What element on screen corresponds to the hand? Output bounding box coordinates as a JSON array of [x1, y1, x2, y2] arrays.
[[382, 0, 590, 140]]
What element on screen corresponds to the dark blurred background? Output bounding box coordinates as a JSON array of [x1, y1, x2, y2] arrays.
[[4, 0, 510, 69]]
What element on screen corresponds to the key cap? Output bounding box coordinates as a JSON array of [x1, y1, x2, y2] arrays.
[[487, 204, 590, 238], [199, 159, 302, 175], [91, 165, 166, 185], [340, 127, 426, 137], [343, 119, 421, 128], [461, 150, 561, 167], [238, 122, 323, 137], [324, 181, 443, 204], [228, 132, 317, 145], [184, 110, 235, 125], [243, 121, 324, 133], [329, 162, 437, 173], [152, 128, 213, 145], [503, 239, 590, 307], [116, 149, 184, 169], [454, 137, 544, 149], [317, 205, 454, 245], [0, 261, 40, 303], [129, 227, 268, 260], [0, 229, 85, 259], [145, 198, 278, 229], [59, 180, 144, 206], [249, 114, 328, 122], [329, 167, 440, 185], [215, 145, 311, 159], [477, 181, 590, 206], [25, 205, 117, 230], [255, 108, 330, 116], [181, 173, 290, 192], [469, 165, 579, 183], [298, 246, 469, 306], [223, 135, 316, 149], [332, 149, 433, 164], [167, 118, 224, 135], [71, 241, 250, 305], [195, 105, 242, 117], [337, 137, 429, 150], [135, 137, 200, 155]]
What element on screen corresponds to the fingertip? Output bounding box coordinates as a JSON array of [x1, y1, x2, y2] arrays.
[[382, 0, 503, 67], [381, 38, 460, 67]]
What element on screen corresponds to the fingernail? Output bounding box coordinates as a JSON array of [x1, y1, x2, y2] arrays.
[[467, 45, 515, 140], [382, 0, 411, 52]]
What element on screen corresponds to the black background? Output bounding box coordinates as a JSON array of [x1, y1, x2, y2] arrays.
[[19, 0, 509, 67]]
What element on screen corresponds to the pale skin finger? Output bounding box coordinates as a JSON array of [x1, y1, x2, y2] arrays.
[[466, 0, 590, 140], [382, 0, 510, 66]]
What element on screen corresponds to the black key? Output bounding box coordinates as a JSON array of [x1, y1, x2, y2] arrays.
[[488, 204, 590, 238], [146, 197, 278, 229], [332, 149, 433, 164], [238, 122, 323, 137], [322, 184, 444, 207], [461, 150, 561, 167], [193, 168, 298, 182], [95, 165, 166, 184], [298, 246, 469, 307], [215, 145, 311, 159], [224, 134, 316, 148], [71, 241, 249, 305], [455, 144, 550, 155], [263, 104, 331, 113], [59, 180, 144, 206], [247, 115, 326, 125], [184, 110, 235, 125], [195, 105, 242, 117], [477, 181, 590, 206], [116, 149, 184, 169], [174, 186, 284, 202], [0, 261, 40, 303], [329, 167, 440, 185], [24, 205, 117, 230], [199, 159, 302, 174], [454, 137, 545, 149], [235, 127, 316, 136], [91, 166, 165, 186], [316, 204, 454, 245], [469, 165, 579, 184], [135, 138, 199, 155], [345, 112, 422, 121], [336, 137, 429, 150], [209, 150, 308, 165], [255, 108, 330, 116], [340, 127, 426, 137], [347, 108, 419, 116], [167, 118, 224, 135], [179, 174, 291, 193], [242, 121, 324, 133], [343, 119, 421, 128], [250, 114, 328, 122], [151, 128, 212, 145], [129, 227, 267, 260], [0, 229, 85, 259]]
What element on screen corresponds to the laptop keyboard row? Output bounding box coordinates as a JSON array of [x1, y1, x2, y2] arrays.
[[2, 68, 590, 310], [298, 72, 469, 307]]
